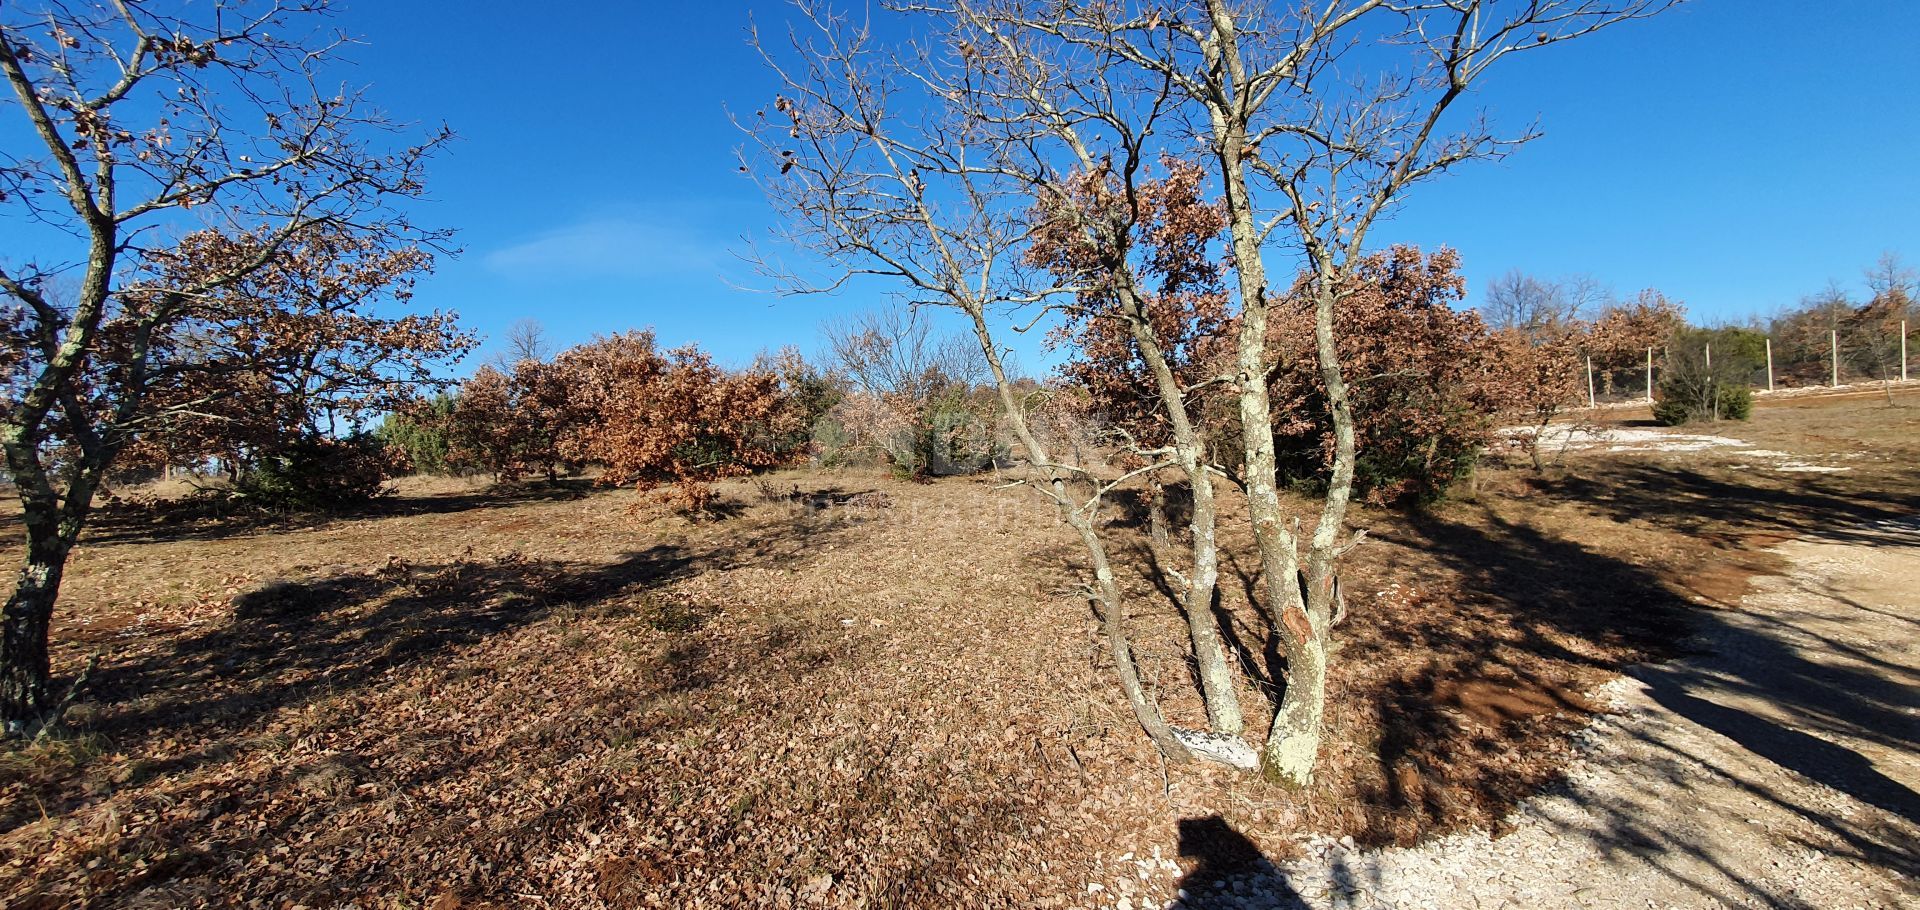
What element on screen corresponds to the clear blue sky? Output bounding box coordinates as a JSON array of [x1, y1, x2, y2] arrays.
[[16, 1, 1920, 371]]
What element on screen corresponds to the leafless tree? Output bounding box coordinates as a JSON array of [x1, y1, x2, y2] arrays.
[[0, 0, 450, 732], [1483, 270, 1607, 338], [820, 304, 1000, 475], [741, 2, 1217, 761], [1865, 251, 1915, 305], [961, 0, 1674, 786], [488, 318, 553, 372], [747, 0, 1675, 784], [823, 305, 986, 398]]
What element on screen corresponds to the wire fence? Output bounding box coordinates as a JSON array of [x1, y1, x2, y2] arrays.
[[1586, 321, 1917, 406]]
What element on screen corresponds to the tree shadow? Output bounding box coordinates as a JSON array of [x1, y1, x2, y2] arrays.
[[1541, 461, 1920, 548], [1394, 494, 1920, 898], [67, 478, 605, 546], [77, 544, 684, 740], [0, 507, 865, 838], [1143, 461, 1917, 904], [1169, 815, 1307, 910]]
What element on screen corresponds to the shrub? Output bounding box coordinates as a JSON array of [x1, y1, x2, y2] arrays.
[[1717, 383, 1754, 420], [235, 432, 399, 511], [820, 306, 998, 479], [376, 393, 457, 474], [1269, 247, 1507, 505], [1655, 376, 1752, 426], [817, 386, 1002, 479], [1654, 329, 1756, 425], [1650, 394, 1692, 427], [556, 332, 805, 490]]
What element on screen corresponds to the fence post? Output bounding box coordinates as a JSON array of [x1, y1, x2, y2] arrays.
[[1765, 337, 1774, 392], [1830, 328, 1839, 388], [1645, 346, 1654, 403], [1586, 355, 1596, 408], [1903, 320, 1909, 383]]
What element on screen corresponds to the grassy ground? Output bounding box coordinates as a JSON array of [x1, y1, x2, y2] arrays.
[[2, 389, 1916, 909]]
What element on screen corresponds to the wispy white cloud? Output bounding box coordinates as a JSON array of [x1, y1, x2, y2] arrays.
[[482, 216, 723, 279]]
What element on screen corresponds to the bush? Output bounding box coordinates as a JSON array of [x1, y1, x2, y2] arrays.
[[1267, 247, 1506, 505], [1717, 383, 1754, 420], [235, 433, 399, 511], [816, 387, 1002, 479], [1653, 326, 1761, 426], [1654, 377, 1752, 426], [1650, 395, 1692, 427], [376, 394, 457, 474]]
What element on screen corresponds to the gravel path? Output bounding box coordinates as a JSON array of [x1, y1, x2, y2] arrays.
[[1165, 519, 1920, 910]]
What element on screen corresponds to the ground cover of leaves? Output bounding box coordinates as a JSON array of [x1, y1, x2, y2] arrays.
[[3, 390, 1916, 909]]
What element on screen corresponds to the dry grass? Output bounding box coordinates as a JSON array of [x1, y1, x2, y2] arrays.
[[1, 392, 1915, 908]]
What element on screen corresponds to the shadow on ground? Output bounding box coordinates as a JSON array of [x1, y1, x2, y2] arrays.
[[51, 478, 606, 548], [1144, 462, 1919, 907], [2, 506, 864, 836]]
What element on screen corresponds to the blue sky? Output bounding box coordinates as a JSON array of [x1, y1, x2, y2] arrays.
[[10, 1, 1920, 372]]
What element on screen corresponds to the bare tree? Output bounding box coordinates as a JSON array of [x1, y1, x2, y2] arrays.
[[963, 0, 1673, 785], [488, 318, 553, 372], [821, 304, 999, 475], [747, 0, 1674, 784], [1865, 251, 1915, 305], [0, 0, 450, 732], [823, 305, 985, 397], [1483, 270, 1607, 338], [741, 3, 1219, 761]]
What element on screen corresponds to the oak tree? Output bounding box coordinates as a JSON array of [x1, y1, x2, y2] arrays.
[[0, 0, 450, 730]]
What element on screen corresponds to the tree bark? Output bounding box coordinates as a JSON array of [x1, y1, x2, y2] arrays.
[[1262, 615, 1328, 787], [1122, 316, 1242, 737], [1201, 0, 1327, 786], [1147, 478, 1170, 551], [1, 553, 63, 731], [0, 495, 73, 731]]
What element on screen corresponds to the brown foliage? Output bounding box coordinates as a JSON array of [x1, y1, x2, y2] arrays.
[[109, 226, 472, 476], [440, 360, 580, 483], [429, 333, 812, 511], [554, 333, 804, 499], [1030, 159, 1233, 458], [1267, 246, 1506, 503]]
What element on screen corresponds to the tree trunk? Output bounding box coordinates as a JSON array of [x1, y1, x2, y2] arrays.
[[1260, 619, 1327, 787], [1213, 126, 1320, 782], [1173, 469, 1240, 737], [1199, 1, 1332, 784], [989, 49, 1246, 744], [0, 533, 68, 732], [1119, 302, 1241, 738], [1090, 562, 1191, 762]]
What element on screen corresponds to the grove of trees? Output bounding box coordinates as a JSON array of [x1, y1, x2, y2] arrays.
[[2, 0, 1907, 813]]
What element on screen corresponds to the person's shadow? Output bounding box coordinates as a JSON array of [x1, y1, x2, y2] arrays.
[[1171, 816, 1310, 909]]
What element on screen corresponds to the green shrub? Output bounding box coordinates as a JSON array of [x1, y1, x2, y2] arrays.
[[1654, 375, 1753, 425], [1655, 327, 1760, 426], [376, 394, 457, 474], [236, 433, 399, 511], [1715, 383, 1753, 420], [1651, 395, 1693, 427]]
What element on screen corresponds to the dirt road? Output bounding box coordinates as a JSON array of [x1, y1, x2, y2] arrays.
[[1170, 520, 1920, 910]]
